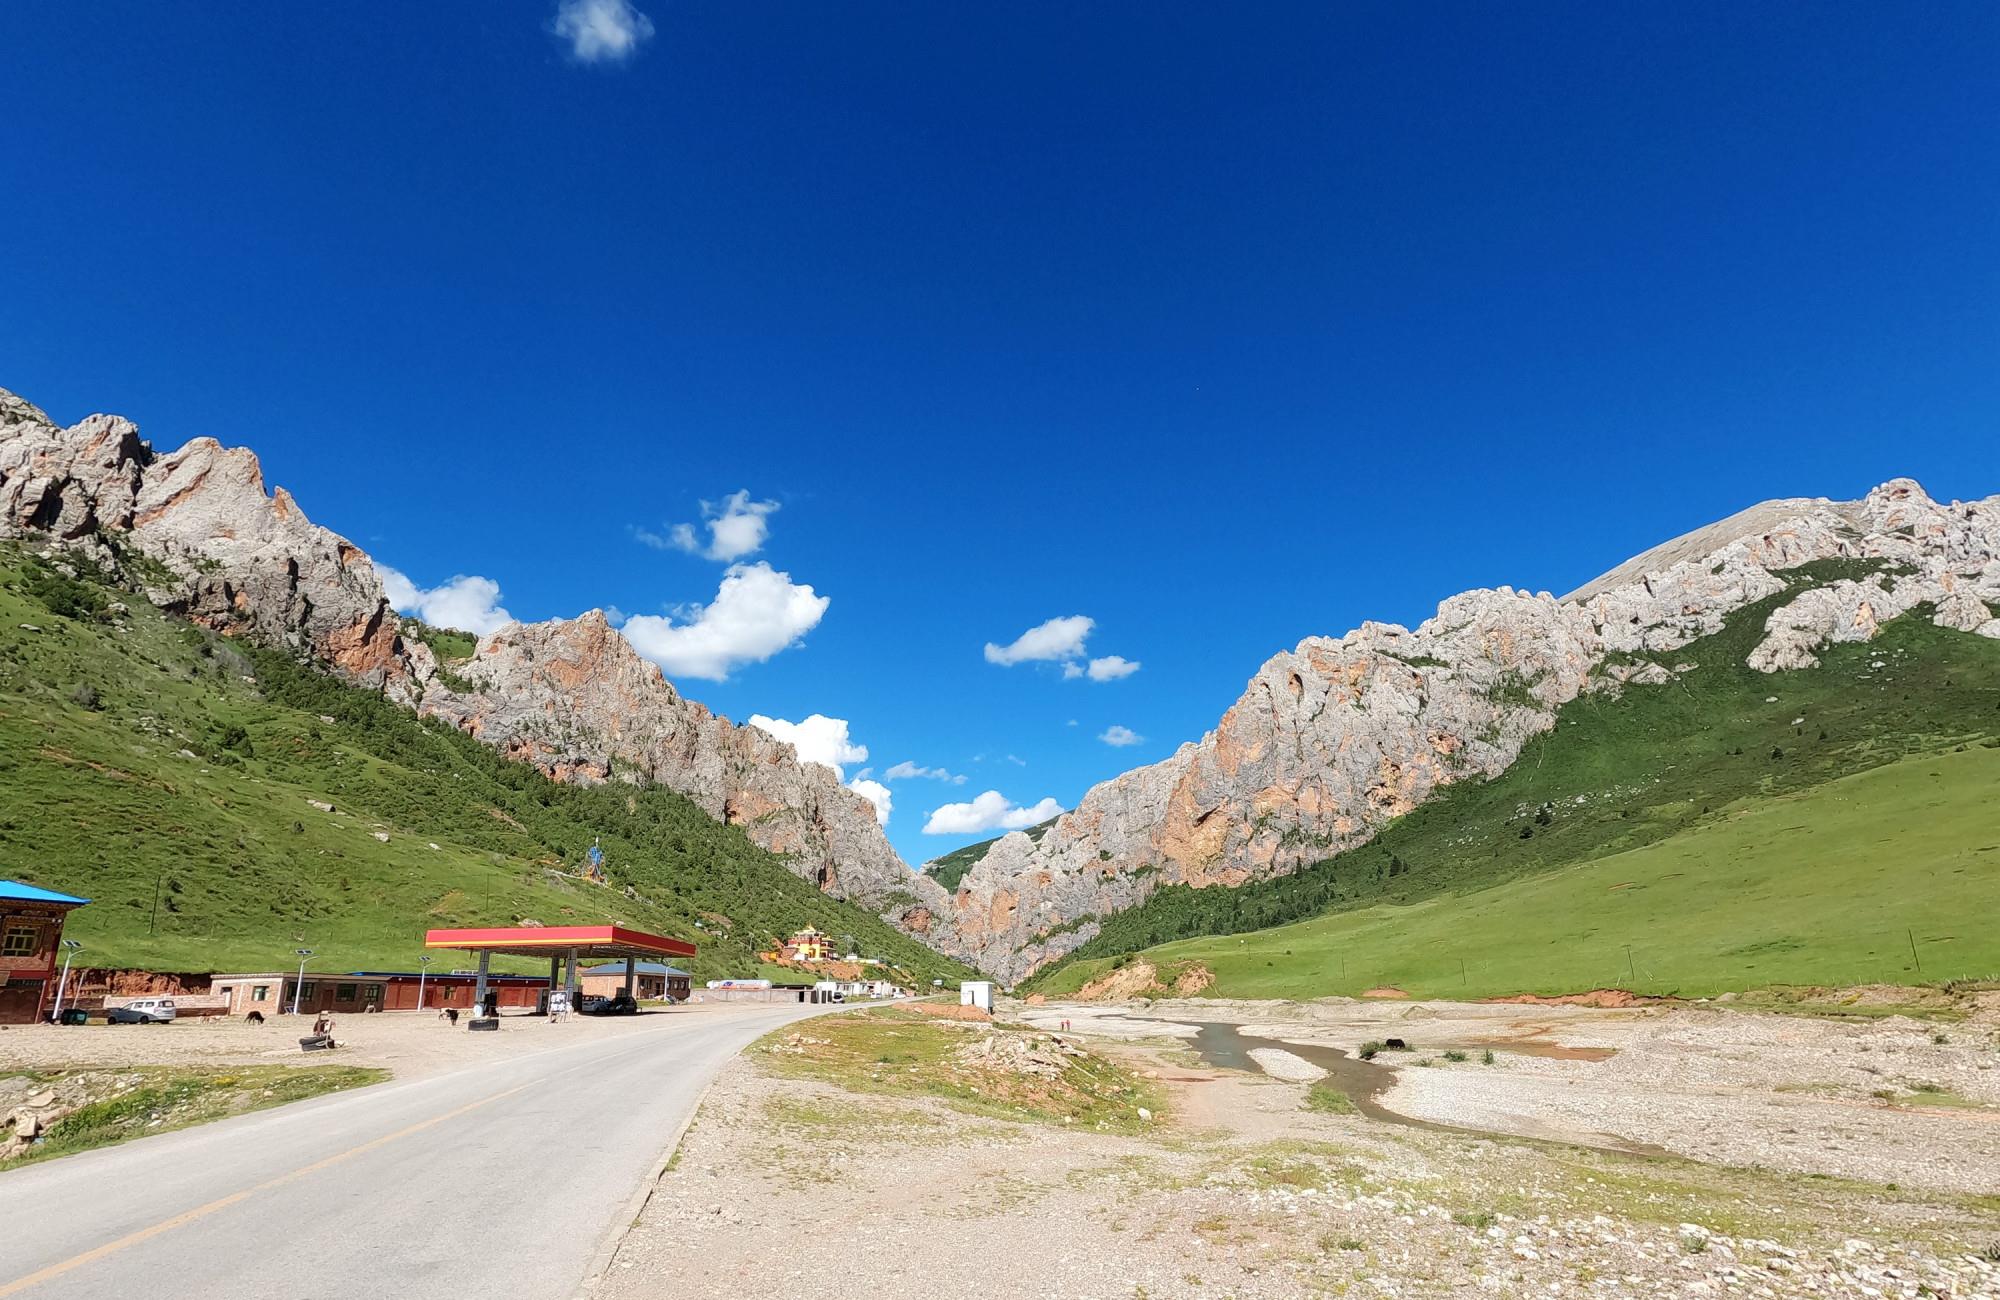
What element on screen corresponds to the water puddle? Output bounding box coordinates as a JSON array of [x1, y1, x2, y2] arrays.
[[1175, 1020, 1671, 1160], [1185, 1022, 1454, 1133]]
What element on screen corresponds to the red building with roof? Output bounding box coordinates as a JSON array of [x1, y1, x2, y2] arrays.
[[0, 880, 91, 1024]]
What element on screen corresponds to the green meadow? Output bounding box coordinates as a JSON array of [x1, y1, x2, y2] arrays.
[[1033, 742, 2000, 999]]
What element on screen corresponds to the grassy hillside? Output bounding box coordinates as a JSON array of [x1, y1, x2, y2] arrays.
[[1031, 743, 2000, 999], [0, 544, 976, 985], [924, 817, 1056, 892], [1027, 564, 2000, 997]]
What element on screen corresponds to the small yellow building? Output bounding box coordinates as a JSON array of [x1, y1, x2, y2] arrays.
[[779, 927, 836, 962]]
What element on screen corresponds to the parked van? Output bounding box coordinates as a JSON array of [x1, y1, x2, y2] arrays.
[[107, 998, 177, 1024]]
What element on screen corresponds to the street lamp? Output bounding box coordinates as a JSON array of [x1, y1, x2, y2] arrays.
[[290, 948, 314, 1016], [417, 954, 433, 1012], [50, 939, 82, 1022]]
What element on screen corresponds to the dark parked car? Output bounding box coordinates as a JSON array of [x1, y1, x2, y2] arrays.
[[580, 992, 639, 1016]]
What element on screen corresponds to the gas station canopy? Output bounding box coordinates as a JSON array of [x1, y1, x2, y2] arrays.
[[424, 924, 698, 962]]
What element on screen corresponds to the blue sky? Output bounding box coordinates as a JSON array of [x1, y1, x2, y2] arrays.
[[3, 2, 1996, 864]]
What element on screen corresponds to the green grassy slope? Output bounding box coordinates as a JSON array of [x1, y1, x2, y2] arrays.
[[1032, 743, 2000, 999], [1027, 563, 2000, 996], [925, 817, 1057, 892], [0, 545, 975, 984]]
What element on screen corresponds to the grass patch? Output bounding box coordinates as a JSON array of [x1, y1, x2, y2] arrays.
[[1305, 1080, 1356, 1114], [3, 1064, 385, 1168], [752, 1007, 1161, 1132]]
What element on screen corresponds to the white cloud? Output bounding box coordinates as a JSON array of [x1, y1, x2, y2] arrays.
[[985, 615, 1094, 666], [847, 778, 892, 826], [621, 562, 827, 681], [985, 615, 1139, 683], [885, 761, 966, 785], [1099, 724, 1144, 747], [651, 490, 780, 563], [747, 713, 868, 778], [1086, 655, 1141, 681], [923, 791, 1065, 836], [379, 566, 515, 637], [551, 0, 655, 63]]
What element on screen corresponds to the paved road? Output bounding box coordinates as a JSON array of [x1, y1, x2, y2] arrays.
[[0, 1003, 823, 1300]]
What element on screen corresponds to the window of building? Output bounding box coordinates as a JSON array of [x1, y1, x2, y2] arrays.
[[335, 983, 358, 1002], [252, 985, 270, 1001], [297, 981, 317, 1001], [1, 925, 39, 957], [362, 984, 383, 1003]]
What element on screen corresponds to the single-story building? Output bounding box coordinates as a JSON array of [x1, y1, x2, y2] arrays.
[[813, 978, 905, 1001], [960, 981, 995, 1012], [700, 978, 819, 1003], [578, 961, 691, 1002], [0, 880, 90, 1024], [210, 970, 549, 1016]]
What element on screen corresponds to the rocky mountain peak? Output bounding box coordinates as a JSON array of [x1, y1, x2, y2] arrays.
[[0, 387, 941, 926], [932, 479, 2000, 982]]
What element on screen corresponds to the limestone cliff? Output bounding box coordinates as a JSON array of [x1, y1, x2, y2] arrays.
[[937, 480, 2000, 982], [0, 388, 944, 921]]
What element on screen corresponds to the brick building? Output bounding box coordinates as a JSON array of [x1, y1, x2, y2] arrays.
[[0, 880, 90, 1024], [577, 961, 691, 1002]]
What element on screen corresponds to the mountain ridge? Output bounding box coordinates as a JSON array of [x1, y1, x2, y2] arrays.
[[932, 480, 2000, 983], [12, 385, 1999, 990], [0, 387, 953, 935]]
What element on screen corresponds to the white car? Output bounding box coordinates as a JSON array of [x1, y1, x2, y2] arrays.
[[107, 997, 177, 1024]]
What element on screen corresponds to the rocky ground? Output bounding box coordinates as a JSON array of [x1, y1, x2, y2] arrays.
[[595, 999, 2000, 1300], [1026, 992, 2000, 1195]]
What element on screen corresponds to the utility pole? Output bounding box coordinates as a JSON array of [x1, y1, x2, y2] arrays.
[[1906, 929, 1922, 974], [51, 939, 82, 1021], [1625, 945, 1637, 984], [148, 871, 164, 936], [417, 954, 433, 1012], [291, 948, 314, 1016]]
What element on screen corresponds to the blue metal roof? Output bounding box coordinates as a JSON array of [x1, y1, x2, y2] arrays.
[[0, 880, 90, 906]]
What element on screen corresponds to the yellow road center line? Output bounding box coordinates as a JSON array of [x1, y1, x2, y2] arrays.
[[0, 1082, 530, 1298]]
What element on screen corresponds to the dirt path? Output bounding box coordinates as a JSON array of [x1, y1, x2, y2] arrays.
[[0, 1003, 750, 1080]]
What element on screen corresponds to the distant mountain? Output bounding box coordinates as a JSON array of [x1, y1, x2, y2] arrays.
[[925, 479, 2000, 983], [922, 818, 1057, 893]]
